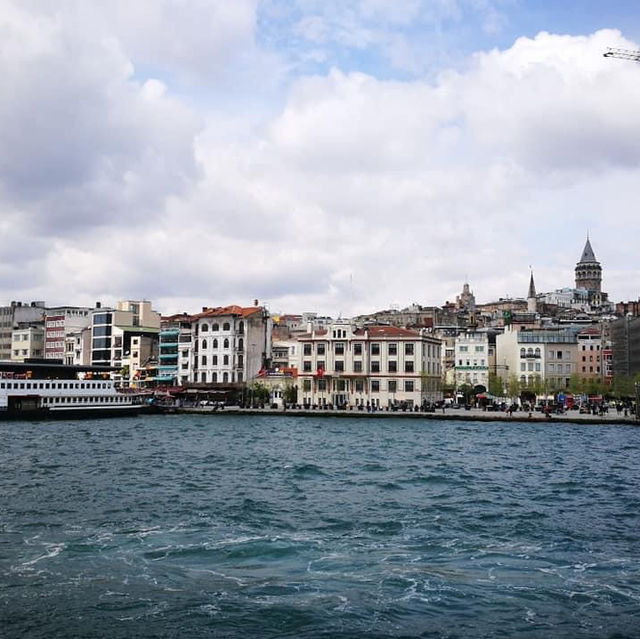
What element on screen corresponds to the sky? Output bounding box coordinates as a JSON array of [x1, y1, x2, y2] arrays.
[[1, 0, 639, 317]]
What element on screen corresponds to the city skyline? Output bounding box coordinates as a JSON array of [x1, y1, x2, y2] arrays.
[[1, 1, 639, 317]]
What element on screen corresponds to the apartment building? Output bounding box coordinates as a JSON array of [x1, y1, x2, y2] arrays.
[[496, 326, 579, 389], [297, 322, 442, 408], [44, 306, 93, 360], [191, 305, 271, 384], [454, 332, 489, 389], [90, 300, 161, 385], [11, 324, 45, 361], [0, 301, 46, 360], [158, 314, 194, 386]]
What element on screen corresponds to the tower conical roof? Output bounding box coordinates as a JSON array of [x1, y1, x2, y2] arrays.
[[579, 237, 597, 263], [527, 271, 536, 299]]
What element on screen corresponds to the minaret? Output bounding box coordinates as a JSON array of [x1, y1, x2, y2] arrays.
[[575, 236, 602, 293], [527, 269, 537, 314]]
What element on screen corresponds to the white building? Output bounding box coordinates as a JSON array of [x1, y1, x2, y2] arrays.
[[191, 305, 271, 384], [297, 322, 442, 409], [454, 332, 489, 389]]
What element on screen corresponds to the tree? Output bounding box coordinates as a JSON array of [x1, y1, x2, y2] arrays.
[[568, 374, 584, 396], [506, 375, 521, 400], [282, 383, 298, 406], [247, 381, 270, 406], [488, 373, 504, 397], [457, 383, 474, 404]]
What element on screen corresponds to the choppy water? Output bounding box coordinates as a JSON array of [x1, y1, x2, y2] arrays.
[[2, 415, 640, 638]]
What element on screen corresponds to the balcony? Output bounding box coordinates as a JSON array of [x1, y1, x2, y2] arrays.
[[522, 353, 541, 359]]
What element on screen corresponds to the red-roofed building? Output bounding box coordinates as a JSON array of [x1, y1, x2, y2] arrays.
[[296, 321, 442, 409], [191, 304, 271, 384]]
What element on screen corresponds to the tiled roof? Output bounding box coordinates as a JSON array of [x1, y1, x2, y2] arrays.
[[193, 305, 264, 320], [356, 326, 421, 338]]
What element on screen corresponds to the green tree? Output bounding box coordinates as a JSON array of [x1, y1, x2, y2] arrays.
[[568, 374, 584, 396], [282, 382, 298, 405], [457, 383, 474, 404], [506, 375, 521, 400], [488, 373, 504, 397]]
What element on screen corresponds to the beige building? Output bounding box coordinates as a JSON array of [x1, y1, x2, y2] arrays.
[[11, 324, 45, 361], [297, 322, 442, 409], [496, 326, 580, 390]]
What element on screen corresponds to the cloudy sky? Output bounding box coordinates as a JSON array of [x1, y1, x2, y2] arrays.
[[1, 0, 639, 317]]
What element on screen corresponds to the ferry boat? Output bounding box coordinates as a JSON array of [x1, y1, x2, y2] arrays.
[[0, 359, 146, 419]]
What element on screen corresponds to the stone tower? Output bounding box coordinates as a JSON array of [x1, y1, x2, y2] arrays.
[[527, 270, 537, 314], [575, 237, 602, 293]]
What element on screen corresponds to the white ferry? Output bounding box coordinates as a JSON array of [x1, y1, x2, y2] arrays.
[[0, 360, 146, 419]]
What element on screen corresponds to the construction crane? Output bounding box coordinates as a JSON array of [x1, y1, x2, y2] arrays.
[[603, 47, 640, 62]]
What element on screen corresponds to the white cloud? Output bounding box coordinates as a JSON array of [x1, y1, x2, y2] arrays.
[[0, 0, 638, 317]]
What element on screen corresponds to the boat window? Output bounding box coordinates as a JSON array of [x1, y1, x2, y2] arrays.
[[20, 383, 25, 389], [0, 383, 4, 389]]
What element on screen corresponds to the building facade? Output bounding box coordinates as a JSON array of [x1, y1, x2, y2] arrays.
[[496, 326, 579, 390], [191, 305, 271, 384], [11, 324, 45, 361], [44, 306, 93, 361], [454, 332, 489, 390], [90, 300, 161, 385], [297, 323, 442, 408]]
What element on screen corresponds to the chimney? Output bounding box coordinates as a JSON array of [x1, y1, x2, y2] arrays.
[[96, 302, 101, 309], [254, 299, 259, 307]]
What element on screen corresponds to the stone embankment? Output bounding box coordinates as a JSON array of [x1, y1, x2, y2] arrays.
[[176, 405, 639, 425]]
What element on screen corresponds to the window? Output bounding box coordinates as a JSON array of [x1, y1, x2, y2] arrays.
[[223, 355, 229, 365], [371, 343, 380, 356], [303, 361, 312, 372], [371, 380, 380, 392], [353, 343, 362, 355], [405, 343, 414, 356], [212, 323, 219, 331], [371, 361, 380, 373], [520, 363, 526, 371], [212, 355, 218, 365], [223, 372, 229, 382], [388, 343, 397, 356], [303, 379, 311, 392], [304, 343, 312, 356], [335, 360, 344, 372], [475, 345, 484, 352], [317, 343, 325, 355], [355, 380, 364, 392], [317, 361, 325, 371], [460, 345, 469, 352], [404, 380, 414, 392], [335, 343, 345, 355], [535, 363, 540, 371], [212, 372, 217, 382], [213, 339, 218, 349], [201, 324, 209, 332], [223, 338, 229, 349], [388, 380, 397, 393], [318, 379, 327, 391], [223, 322, 230, 331], [388, 361, 397, 373], [405, 361, 414, 373], [238, 321, 244, 333], [238, 338, 244, 350], [202, 339, 207, 349], [354, 360, 362, 372]]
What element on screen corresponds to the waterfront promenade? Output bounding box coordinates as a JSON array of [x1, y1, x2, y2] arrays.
[[178, 404, 639, 426]]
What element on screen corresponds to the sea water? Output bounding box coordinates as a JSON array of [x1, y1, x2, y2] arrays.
[[1, 415, 640, 638]]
